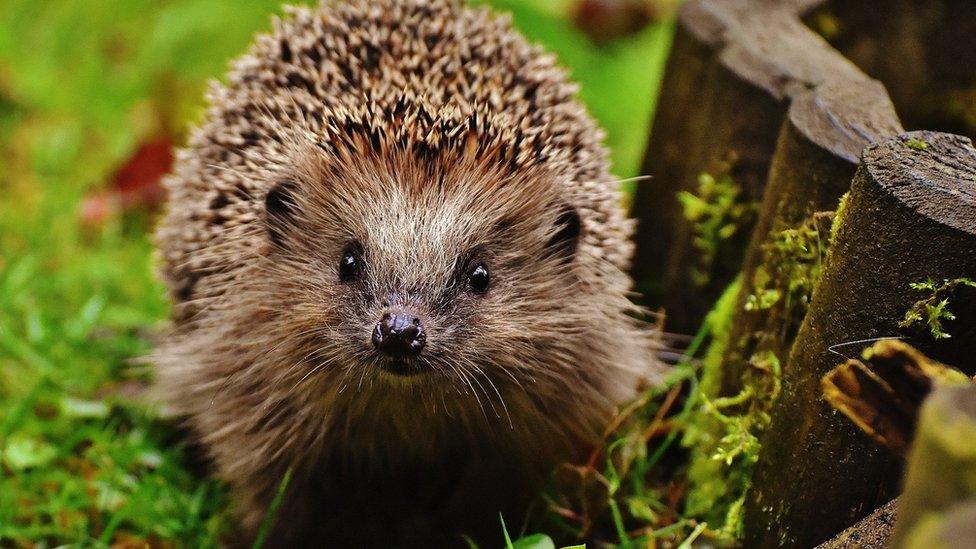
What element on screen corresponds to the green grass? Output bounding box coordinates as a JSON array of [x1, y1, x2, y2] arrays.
[[0, 0, 671, 545]]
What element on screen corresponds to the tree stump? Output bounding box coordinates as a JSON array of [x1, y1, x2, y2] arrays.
[[891, 385, 976, 548], [716, 80, 902, 398], [743, 131, 976, 548], [807, 0, 976, 140], [630, 0, 871, 334]]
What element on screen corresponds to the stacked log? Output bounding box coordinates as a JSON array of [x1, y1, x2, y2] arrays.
[[630, 0, 873, 333], [807, 0, 976, 140], [632, 1, 976, 545], [715, 81, 902, 398], [743, 132, 976, 548]]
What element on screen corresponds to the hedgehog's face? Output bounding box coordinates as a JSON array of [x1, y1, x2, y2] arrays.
[[259, 154, 589, 395]]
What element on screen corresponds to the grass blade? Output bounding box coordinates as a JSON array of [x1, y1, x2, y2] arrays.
[[252, 467, 293, 549]]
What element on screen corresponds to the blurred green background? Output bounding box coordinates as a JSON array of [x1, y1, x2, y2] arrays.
[[0, 0, 672, 544]]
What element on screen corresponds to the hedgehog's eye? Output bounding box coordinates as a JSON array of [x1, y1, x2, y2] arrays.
[[339, 244, 362, 282], [339, 243, 363, 282], [467, 263, 490, 294]]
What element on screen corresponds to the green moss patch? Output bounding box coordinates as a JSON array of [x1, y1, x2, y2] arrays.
[[901, 278, 976, 340], [678, 173, 758, 287]]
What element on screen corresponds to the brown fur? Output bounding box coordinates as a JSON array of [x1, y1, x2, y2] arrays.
[[153, 0, 663, 545]]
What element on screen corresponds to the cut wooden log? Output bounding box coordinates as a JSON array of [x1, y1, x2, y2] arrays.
[[716, 80, 902, 398], [743, 131, 976, 548], [630, 0, 874, 334], [681, 81, 900, 532], [807, 0, 976, 140], [822, 340, 973, 457], [891, 385, 976, 547]]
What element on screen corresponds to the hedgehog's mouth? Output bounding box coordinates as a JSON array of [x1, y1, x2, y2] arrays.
[[376, 357, 427, 377]]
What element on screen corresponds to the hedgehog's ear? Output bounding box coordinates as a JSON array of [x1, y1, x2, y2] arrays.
[[265, 179, 301, 248], [546, 205, 582, 262]]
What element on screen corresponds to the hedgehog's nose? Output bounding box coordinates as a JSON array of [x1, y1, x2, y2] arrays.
[[372, 312, 426, 356]]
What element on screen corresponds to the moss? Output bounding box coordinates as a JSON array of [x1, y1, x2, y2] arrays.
[[683, 277, 772, 541], [900, 513, 954, 549], [683, 212, 836, 541], [697, 277, 743, 399], [678, 172, 757, 287], [745, 214, 832, 326], [926, 396, 976, 460], [683, 349, 781, 541], [905, 138, 930, 151], [830, 191, 850, 243], [811, 11, 841, 40], [901, 278, 976, 340]]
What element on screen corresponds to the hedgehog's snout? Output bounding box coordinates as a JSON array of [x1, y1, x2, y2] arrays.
[[372, 310, 426, 357]]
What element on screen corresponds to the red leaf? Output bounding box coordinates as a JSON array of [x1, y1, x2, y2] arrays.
[[112, 137, 173, 208], [80, 136, 173, 227]]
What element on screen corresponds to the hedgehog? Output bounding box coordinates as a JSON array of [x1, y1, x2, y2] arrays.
[[153, 0, 663, 545]]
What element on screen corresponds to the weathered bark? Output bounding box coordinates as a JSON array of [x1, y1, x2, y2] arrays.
[[716, 80, 902, 398], [891, 385, 976, 548], [743, 131, 976, 548], [822, 340, 973, 457], [817, 499, 898, 549], [808, 0, 976, 140], [629, 0, 870, 334]]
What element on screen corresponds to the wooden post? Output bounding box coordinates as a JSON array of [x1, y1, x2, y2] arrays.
[[716, 80, 902, 398], [629, 0, 869, 334], [891, 385, 976, 547], [807, 0, 976, 139], [743, 131, 976, 548]]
